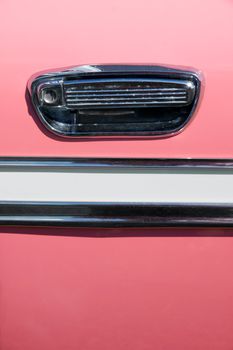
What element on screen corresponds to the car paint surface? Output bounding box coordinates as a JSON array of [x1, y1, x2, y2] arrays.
[[1, 0, 233, 349], [0, 0, 233, 157], [1, 228, 233, 350]]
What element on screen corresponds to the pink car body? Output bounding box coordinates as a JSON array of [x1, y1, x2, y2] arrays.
[[1, 0, 233, 349]]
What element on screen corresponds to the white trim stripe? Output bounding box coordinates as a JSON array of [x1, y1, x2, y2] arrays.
[[0, 168, 232, 203]]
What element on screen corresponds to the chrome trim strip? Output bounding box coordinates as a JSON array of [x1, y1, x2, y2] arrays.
[[0, 157, 232, 228], [0, 202, 233, 227], [0, 157, 233, 169]]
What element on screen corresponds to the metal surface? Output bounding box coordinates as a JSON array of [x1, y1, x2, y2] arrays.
[[63, 78, 195, 107], [1, 1, 233, 350], [0, 157, 232, 169], [0, 158, 232, 227], [1, 0, 233, 159], [28, 65, 201, 137], [0, 201, 233, 228]]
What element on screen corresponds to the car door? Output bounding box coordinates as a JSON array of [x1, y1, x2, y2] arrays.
[[1, 1, 233, 349]]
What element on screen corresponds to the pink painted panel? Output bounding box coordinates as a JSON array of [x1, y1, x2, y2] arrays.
[[1, 228, 233, 350], [0, 0, 233, 157], [1, 1, 233, 349]]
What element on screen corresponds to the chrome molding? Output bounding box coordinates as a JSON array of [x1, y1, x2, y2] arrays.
[[0, 157, 232, 228], [0, 202, 233, 227], [0, 157, 232, 170], [63, 78, 195, 108]]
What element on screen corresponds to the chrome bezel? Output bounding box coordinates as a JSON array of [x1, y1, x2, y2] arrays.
[[28, 64, 203, 138]]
